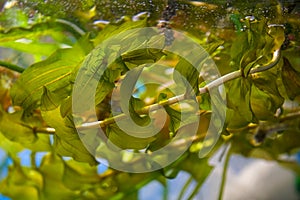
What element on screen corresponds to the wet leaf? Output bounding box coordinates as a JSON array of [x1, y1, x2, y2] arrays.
[[250, 85, 277, 121], [41, 107, 97, 165], [179, 154, 212, 183], [226, 78, 253, 127], [122, 48, 165, 66], [230, 32, 249, 70], [0, 18, 75, 44], [250, 71, 284, 120], [92, 19, 147, 46], [198, 82, 211, 110], [0, 159, 42, 200], [0, 7, 29, 29], [118, 66, 151, 126], [62, 159, 100, 190], [72, 44, 126, 113], [281, 57, 300, 100], [0, 40, 59, 57], [40, 86, 63, 111], [11, 35, 93, 114], [106, 123, 156, 150], [174, 57, 199, 95], [129, 97, 151, 126], [0, 107, 36, 144], [38, 153, 80, 199]]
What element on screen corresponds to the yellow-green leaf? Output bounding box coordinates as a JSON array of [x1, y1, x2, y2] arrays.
[[10, 35, 93, 114], [41, 107, 97, 165], [106, 123, 156, 150], [281, 57, 300, 100]]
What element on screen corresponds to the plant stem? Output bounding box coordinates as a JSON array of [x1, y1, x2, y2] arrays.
[[218, 143, 231, 200], [76, 49, 281, 131], [199, 49, 280, 94], [55, 19, 86, 36], [177, 175, 193, 200], [0, 60, 24, 73], [34, 127, 56, 134], [37, 48, 281, 134]]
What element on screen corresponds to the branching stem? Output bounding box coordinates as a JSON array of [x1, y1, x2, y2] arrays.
[[34, 48, 281, 134], [75, 49, 281, 131]]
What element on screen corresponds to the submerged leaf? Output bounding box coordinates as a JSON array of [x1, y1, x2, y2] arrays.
[[38, 153, 80, 199], [0, 40, 59, 57], [250, 85, 278, 121], [225, 78, 253, 127], [11, 35, 93, 114], [92, 19, 147, 46], [62, 159, 100, 190], [122, 48, 165, 66], [0, 19, 76, 44], [0, 107, 36, 144], [179, 154, 212, 184], [0, 160, 42, 200], [250, 71, 284, 120], [281, 57, 300, 100], [106, 123, 156, 150], [41, 86, 63, 111], [41, 107, 97, 165], [174, 58, 199, 95]]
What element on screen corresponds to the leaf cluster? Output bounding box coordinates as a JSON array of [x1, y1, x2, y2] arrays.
[[0, 1, 300, 199]]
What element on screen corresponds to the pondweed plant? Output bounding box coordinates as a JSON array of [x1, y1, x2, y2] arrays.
[[0, 0, 299, 199]]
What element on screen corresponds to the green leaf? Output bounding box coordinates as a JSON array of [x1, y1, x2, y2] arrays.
[[0, 108, 51, 152], [250, 85, 278, 121], [41, 107, 97, 165], [242, 55, 263, 77], [62, 159, 100, 190], [230, 13, 243, 32], [72, 44, 127, 115], [158, 93, 199, 134], [122, 48, 165, 66], [230, 32, 249, 70], [41, 86, 63, 111], [117, 66, 151, 126], [225, 108, 250, 130], [203, 40, 224, 55], [0, 7, 28, 30], [225, 78, 253, 126], [0, 40, 59, 57], [38, 153, 80, 199], [0, 19, 74, 43], [174, 57, 199, 95], [0, 108, 36, 144], [157, 93, 181, 134], [0, 131, 25, 155], [281, 57, 300, 100], [92, 18, 147, 46], [10, 35, 93, 114], [0, 161, 42, 200], [198, 82, 211, 110], [230, 19, 276, 76], [250, 71, 284, 120], [129, 97, 151, 126], [106, 123, 156, 150], [121, 32, 165, 68], [179, 154, 212, 184]]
